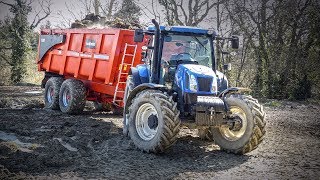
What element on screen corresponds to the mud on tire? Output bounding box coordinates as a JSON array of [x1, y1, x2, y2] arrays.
[[59, 79, 86, 114], [123, 75, 135, 136], [44, 77, 64, 110], [128, 90, 181, 153], [211, 95, 266, 154]]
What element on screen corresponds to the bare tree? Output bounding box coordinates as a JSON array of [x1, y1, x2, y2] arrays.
[[94, 0, 100, 16], [99, 0, 118, 19], [158, 0, 227, 26], [30, 0, 52, 29]]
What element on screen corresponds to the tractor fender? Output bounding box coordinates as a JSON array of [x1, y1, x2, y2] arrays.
[[129, 65, 149, 86], [218, 87, 252, 98], [124, 83, 166, 114], [130, 67, 142, 86]]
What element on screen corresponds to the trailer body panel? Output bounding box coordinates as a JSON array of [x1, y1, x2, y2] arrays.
[[37, 28, 147, 106]]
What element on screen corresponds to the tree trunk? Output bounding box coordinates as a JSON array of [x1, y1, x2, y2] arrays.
[[94, 0, 100, 16]]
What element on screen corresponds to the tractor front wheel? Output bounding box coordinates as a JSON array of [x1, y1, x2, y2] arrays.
[[211, 95, 266, 154], [128, 90, 180, 153]]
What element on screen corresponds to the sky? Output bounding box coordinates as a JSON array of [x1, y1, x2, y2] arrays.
[[0, 0, 158, 30], [0, 0, 219, 31], [0, 0, 88, 29]]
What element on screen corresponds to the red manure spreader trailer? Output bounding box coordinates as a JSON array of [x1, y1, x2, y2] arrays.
[[37, 28, 147, 114]]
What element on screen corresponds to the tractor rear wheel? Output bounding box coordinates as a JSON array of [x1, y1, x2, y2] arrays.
[[59, 79, 86, 114], [123, 75, 135, 136], [44, 77, 63, 110], [128, 90, 180, 153], [211, 95, 266, 154]]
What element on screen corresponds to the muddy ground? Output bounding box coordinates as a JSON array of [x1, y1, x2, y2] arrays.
[[0, 85, 319, 179]]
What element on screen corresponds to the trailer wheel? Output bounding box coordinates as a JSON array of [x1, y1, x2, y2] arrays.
[[44, 77, 63, 110], [211, 95, 266, 154], [123, 75, 135, 136], [128, 90, 181, 153], [59, 79, 86, 114]]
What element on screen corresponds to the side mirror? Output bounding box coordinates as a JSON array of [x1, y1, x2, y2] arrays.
[[223, 63, 232, 71], [134, 29, 144, 42], [231, 36, 239, 49]]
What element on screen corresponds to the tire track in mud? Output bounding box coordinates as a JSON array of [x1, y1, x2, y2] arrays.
[[0, 86, 319, 179]]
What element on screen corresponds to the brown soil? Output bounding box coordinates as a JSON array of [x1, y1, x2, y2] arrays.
[[0, 86, 319, 179]]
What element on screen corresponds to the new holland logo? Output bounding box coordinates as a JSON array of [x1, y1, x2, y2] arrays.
[[85, 39, 96, 49]]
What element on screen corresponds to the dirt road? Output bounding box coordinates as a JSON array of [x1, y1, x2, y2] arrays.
[[0, 86, 319, 179]]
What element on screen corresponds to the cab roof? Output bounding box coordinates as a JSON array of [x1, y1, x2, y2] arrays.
[[147, 26, 217, 36]]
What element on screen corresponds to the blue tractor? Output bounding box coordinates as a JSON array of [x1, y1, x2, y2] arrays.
[[123, 19, 266, 154]]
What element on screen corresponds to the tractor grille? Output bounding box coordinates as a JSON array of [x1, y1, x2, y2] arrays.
[[197, 77, 212, 92]]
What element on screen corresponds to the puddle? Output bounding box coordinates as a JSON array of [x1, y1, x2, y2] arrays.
[[0, 131, 42, 153], [34, 126, 53, 132], [53, 138, 78, 152], [24, 91, 42, 94]]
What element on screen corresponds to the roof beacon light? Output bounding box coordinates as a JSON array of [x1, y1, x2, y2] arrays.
[[164, 26, 171, 31]]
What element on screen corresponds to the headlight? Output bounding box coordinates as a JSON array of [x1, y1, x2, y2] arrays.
[[165, 26, 171, 31], [189, 74, 197, 92], [212, 78, 217, 92]]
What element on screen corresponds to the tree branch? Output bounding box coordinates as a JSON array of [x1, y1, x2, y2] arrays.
[[0, 53, 13, 66], [30, 0, 52, 29], [177, 0, 188, 25], [0, 1, 14, 8]]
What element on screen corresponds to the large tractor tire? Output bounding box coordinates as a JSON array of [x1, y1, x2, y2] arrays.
[[59, 79, 86, 114], [128, 90, 181, 153], [211, 95, 266, 154], [44, 77, 64, 110], [123, 75, 135, 136]]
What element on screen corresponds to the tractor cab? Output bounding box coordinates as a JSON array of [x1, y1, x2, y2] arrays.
[[133, 22, 235, 115]]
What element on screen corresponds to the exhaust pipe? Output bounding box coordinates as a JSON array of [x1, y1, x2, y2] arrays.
[[151, 19, 160, 84]]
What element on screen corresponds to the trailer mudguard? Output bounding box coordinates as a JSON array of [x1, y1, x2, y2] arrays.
[[38, 34, 66, 62]]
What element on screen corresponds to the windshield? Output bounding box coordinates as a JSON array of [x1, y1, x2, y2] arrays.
[[161, 35, 212, 67]]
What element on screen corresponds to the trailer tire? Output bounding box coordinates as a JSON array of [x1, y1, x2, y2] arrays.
[[128, 90, 180, 153], [211, 95, 266, 154], [44, 77, 64, 110], [59, 79, 86, 114]]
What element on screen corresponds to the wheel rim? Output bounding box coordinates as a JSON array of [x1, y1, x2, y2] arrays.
[[135, 103, 159, 141], [47, 86, 54, 103], [62, 88, 71, 107], [219, 106, 247, 141]]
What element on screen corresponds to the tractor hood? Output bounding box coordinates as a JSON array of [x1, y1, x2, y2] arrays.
[[175, 64, 218, 94], [180, 64, 214, 75]]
